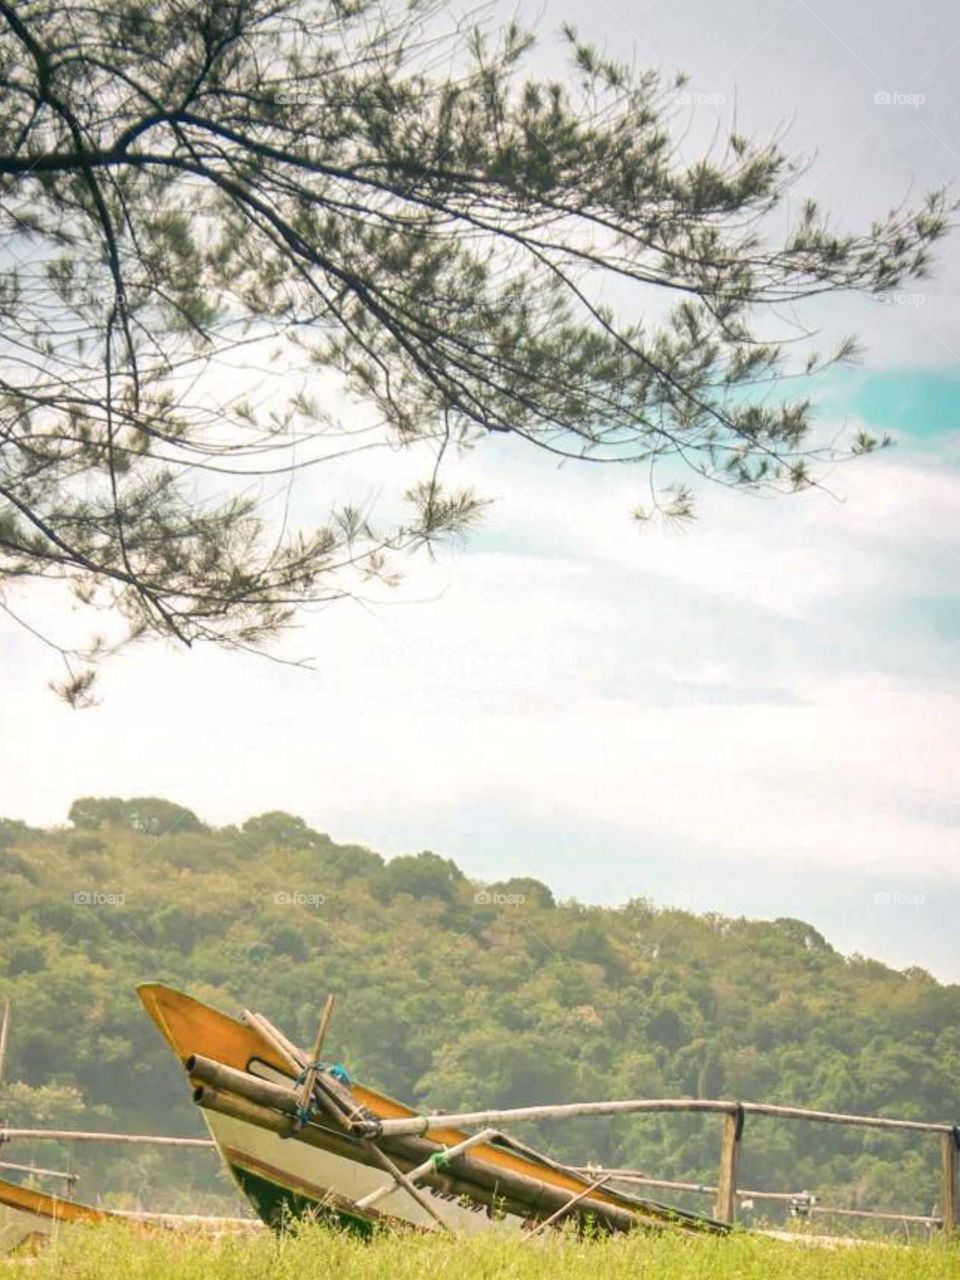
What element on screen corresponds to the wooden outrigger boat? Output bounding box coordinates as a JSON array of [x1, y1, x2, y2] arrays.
[[138, 983, 728, 1238]]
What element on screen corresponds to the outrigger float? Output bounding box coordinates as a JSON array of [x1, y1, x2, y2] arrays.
[[138, 983, 727, 1237]]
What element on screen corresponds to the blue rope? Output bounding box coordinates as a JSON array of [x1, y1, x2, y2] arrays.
[[293, 1059, 354, 1102]]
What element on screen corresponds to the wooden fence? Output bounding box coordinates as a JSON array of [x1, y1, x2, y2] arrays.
[[374, 1096, 960, 1235], [2, 1096, 957, 1238]]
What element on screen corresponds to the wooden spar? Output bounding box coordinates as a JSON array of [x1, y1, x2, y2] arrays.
[[522, 1175, 612, 1241], [360, 1140, 450, 1230], [192, 1085, 668, 1234], [373, 1098, 956, 1139], [355, 1128, 499, 1211], [713, 1106, 744, 1225], [0, 1128, 214, 1147], [942, 1129, 959, 1238], [241, 1010, 303, 1073], [0, 999, 10, 1088], [294, 994, 336, 1129]]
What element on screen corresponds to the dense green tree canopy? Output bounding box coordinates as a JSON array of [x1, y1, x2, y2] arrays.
[[68, 795, 206, 835], [0, 0, 950, 700]]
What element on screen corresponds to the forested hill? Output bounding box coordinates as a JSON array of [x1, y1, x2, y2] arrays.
[[1, 797, 958, 1219]]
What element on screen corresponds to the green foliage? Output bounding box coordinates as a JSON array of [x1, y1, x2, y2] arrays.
[[0, 798, 958, 1229], [239, 813, 328, 851], [69, 797, 206, 837], [0, 1, 950, 697], [377, 851, 464, 902]]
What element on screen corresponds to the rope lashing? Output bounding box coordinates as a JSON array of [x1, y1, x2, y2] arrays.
[[294, 1060, 353, 1087], [291, 1060, 354, 1122]]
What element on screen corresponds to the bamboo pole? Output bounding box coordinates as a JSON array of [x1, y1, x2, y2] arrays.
[[372, 1097, 955, 1139], [359, 1140, 450, 1230], [241, 1010, 304, 1073], [294, 994, 337, 1132], [713, 1106, 744, 1224], [0, 1159, 78, 1182], [809, 1205, 941, 1225], [941, 1128, 959, 1238], [187, 1055, 309, 1119], [242, 1010, 345, 1129], [243, 1009, 359, 1129], [0, 1129, 214, 1146], [522, 1175, 612, 1240], [355, 1128, 499, 1211]]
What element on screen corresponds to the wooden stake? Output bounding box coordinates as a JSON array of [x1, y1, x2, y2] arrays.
[[0, 999, 10, 1089], [294, 994, 336, 1129], [941, 1128, 959, 1238], [713, 1106, 744, 1225]]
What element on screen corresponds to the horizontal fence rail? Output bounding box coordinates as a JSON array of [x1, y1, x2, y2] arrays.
[[373, 1097, 957, 1137], [0, 1129, 215, 1148], [0, 1158, 78, 1183], [575, 1168, 945, 1230]]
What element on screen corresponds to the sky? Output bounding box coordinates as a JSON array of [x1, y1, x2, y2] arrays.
[[1, 0, 958, 979]]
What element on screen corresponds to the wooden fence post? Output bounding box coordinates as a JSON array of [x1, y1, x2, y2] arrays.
[[713, 1105, 744, 1225], [942, 1128, 959, 1238]]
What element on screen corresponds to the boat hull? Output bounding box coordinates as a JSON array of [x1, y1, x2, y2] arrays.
[[203, 1107, 523, 1234]]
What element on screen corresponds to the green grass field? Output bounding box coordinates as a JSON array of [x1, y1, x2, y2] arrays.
[[4, 1226, 959, 1280]]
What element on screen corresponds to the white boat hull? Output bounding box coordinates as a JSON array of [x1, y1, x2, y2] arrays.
[[201, 1108, 526, 1234]]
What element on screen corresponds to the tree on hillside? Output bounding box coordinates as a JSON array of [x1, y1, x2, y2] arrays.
[[68, 794, 206, 836], [0, 0, 950, 701]]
